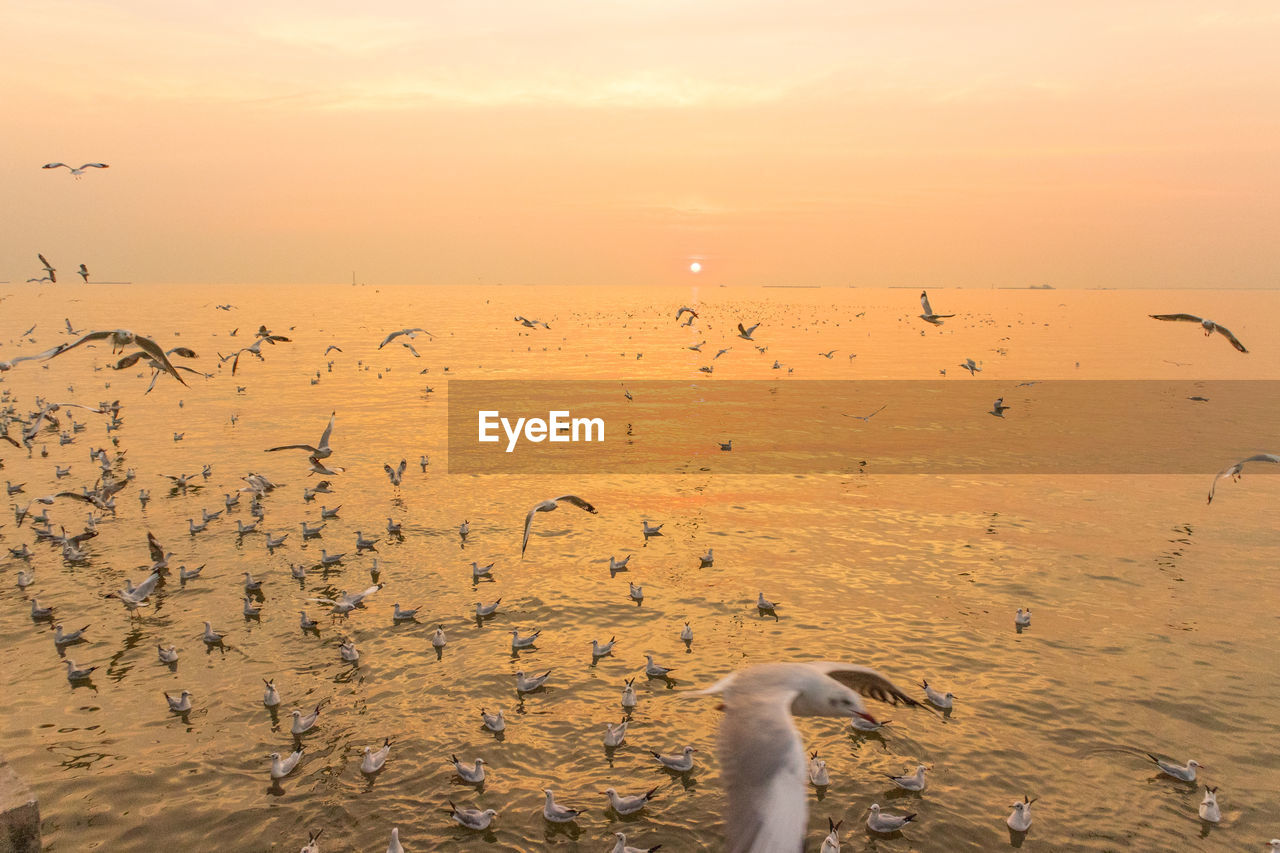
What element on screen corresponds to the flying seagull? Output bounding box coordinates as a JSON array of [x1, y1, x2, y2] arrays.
[[44, 330, 187, 385], [38, 254, 56, 282], [1207, 453, 1279, 504], [521, 495, 598, 557], [1149, 314, 1247, 353], [77, 264, 89, 282], [737, 322, 761, 341], [379, 328, 432, 348], [919, 290, 954, 324], [694, 661, 918, 853], [266, 412, 335, 459], [43, 162, 109, 177]]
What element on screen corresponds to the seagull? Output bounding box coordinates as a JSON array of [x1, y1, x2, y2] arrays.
[[386, 828, 403, 853], [694, 662, 918, 852], [867, 803, 917, 834], [990, 398, 1010, 417], [360, 738, 392, 773], [688, 341, 706, 352], [432, 625, 447, 648], [290, 703, 325, 735], [43, 162, 109, 176], [242, 596, 261, 617], [37, 255, 56, 280], [629, 582, 644, 602], [450, 755, 486, 783], [921, 679, 954, 709], [476, 598, 501, 617], [1207, 453, 1280, 503], [886, 764, 928, 791], [393, 603, 419, 621], [699, 549, 714, 567], [714, 347, 731, 359], [842, 405, 886, 422], [164, 690, 193, 712], [610, 832, 662, 853], [53, 624, 89, 645], [642, 520, 663, 539], [64, 659, 98, 681], [756, 592, 778, 611], [603, 718, 628, 747], [473, 561, 495, 581], [592, 636, 616, 658], [1198, 786, 1220, 823], [675, 306, 698, 322], [339, 640, 360, 661], [819, 350, 836, 359], [263, 679, 281, 707], [808, 752, 830, 786], [265, 412, 335, 458], [449, 801, 497, 830], [514, 316, 550, 329], [918, 290, 954, 324], [77, 264, 89, 282], [480, 708, 505, 732], [1006, 795, 1036, 832], [200, 622, 225, 644], [1015, 608, 1031, 627], [158, 645, 179, 664], [680, 622, 693, 642], [819, 818, 842, 853], [645, 655, 673, 678], [300, 830, 322, 853], [719, 440, 732, 451], [651, 746, 695, 772], [384, 460, 407, 485], [737, 322, 761, 340], [1150, 313, 1248, 352], [621, 678, 638, 709], [604, 786, 657, 816], [268, 749, 304, 779], [516, 669, 551, 692], [959, 358, 981, 375], [1146, 754, 1203, 781], [17, 569, 35, 589], [542, 788, 584, 823], [48, 330, 189, 385], [521, 495, 598, 556], [380, 328, 432, 348]]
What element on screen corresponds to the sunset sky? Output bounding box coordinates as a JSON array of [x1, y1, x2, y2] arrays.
[[3, 1, 1277, 287]]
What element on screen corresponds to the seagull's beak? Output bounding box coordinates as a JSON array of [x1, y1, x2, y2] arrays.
[[856, 711, 878, 725]]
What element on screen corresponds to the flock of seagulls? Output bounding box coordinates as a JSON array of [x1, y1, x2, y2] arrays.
[[0, 279, 1273, 852]]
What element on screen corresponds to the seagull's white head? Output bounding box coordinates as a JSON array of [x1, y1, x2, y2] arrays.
[[869, 804, 881, 815], [790, 669, 874, 722], [1187, 759, 1203, 769]]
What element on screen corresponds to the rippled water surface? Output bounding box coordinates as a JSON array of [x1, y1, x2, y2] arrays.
[[1, 284, 1278, 851]]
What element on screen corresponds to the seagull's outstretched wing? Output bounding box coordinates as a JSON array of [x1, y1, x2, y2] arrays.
[[43, 163, 69, 170], [318, 412, 335, 448], [521, 504, 543, 556], [134, 335, 187, 385], [818, 663, 919, 707], [722, 683, 807, 853], [1212, 323, 1248, 353], [553, 495, 598, 514], [1149, 313, 1204, 323], [80, 163, 109, 170], [1208, 453, 1280, 503], [920, 291, 933, 315]]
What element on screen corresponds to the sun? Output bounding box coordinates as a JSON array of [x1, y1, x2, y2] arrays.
[[689, 262, 702, 274]]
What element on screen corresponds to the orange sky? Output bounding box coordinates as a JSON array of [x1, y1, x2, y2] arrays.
[[2, 1, 1278, 287]]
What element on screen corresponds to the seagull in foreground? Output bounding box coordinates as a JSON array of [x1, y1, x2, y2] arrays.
[[921, 679, 954, 709], [737, 322, 761, 340], [1006, 795, 1036, 831], [1146, 753, 1203, 781], [819, 818, 842, 853], [604, 786, 657, 816], [43, 162, 109, 176], [268, 749, 303, 779], [610, 831, 662, 853], [1150, 313, 1248, 353], [1198, 785, 1220, 823], [693, 661, 918, 853], [450, 755, 486, 783], [867, 803, 917, 834], [1207, 453, 1280, 504], [521, 495, 598, 557], [542, 788, 585, 823], [46, 330, 188, 385], [386, 827, 403, 853], [918, 290, 955, 324], [886, 764, 928, 791], [265, 412, 335, 458], [449, 801, 497, 830], [360, 738, 392, 773], [651, 746, 696, 772], [379, 328, 433, 348]]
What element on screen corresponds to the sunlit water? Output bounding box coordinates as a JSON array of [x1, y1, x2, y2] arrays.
[[1, 284, 1277, 851]]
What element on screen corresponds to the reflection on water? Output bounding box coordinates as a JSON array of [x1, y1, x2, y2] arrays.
[[0, 284, 1277, 851]]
